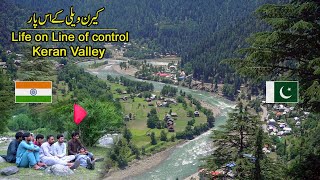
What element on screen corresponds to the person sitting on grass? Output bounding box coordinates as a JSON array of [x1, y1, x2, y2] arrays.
[[16, 132, 46, 170], [75, 147, 95, 170], [33, 134, 44, 147], [52, 134, 75, 162], [40, 135, 80, 169], [67, 132, 94, 160], [1, 132, 23, 163]]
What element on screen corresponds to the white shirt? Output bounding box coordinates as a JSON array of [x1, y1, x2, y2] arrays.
[[52, 142, 67, 158], [40, 142, 54, 158]]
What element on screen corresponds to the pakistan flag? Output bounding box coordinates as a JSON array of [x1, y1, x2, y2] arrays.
[[266, 81, 299, 103]]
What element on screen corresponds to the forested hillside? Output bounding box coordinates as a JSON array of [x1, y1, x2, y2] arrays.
[[0, 0, 28, 53], [11, 0, 288, 82]]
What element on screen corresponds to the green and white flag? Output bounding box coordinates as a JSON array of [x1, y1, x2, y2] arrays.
[[266, 81, 299, 103]]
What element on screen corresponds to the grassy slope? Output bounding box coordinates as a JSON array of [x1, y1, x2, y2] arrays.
[[0, 145, 107, 180], [3, 61, 208, 178], [0, 73, 106, 179], [108, 82, 207, 149]]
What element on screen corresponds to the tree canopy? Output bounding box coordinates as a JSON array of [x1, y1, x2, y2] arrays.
[[226, 0, 320, 112]]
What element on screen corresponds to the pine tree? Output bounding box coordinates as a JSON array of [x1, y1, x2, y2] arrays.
[[160, 130, 167, 141], [226, 0, 320, 112], [150, 132, 157, 145], [205, 102, 260, 171], [253, 127, 264, 180], [123, 127, 132, 143], [0, 73, 14, 133]]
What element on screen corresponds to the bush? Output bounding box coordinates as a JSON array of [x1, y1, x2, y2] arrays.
[[116, 88, 122, 94], [147, 115, 159, 129], [150, 132, 157, 145], [161, 85, 177, 97], [160, 130, 167, 141], [123, 127, 132, 143], [33, 128, 58, 137], [187, 110, 194, 117], [176, 131, 186, 139], [130, 144, 140, 159], [185, 125, 194, 140], [187, 94, 192, 100], [109, 138, 131, 169], [156, 121, 165, 129], [222, 83, 235, 99], [8, 114, 36, 131], [170, 135, 175, 142], [187, 118, 196, 126], [207, 115, 215, 128], [141, 146, 146, 155], [143, 91, 152, 98], [66, 99, 123, 147], [177, 96, 186, 103]]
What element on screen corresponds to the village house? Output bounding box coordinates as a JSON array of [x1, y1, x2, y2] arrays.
[[164, 114, 172, 121], [150, 94, 156, 100], [194, 111, 200, 117], [167, 119, 174, 126], [162, 102, 169, 107], [164, 113, 175, 132], [167, 124, 174, 132], [164, 98, 177, 104]]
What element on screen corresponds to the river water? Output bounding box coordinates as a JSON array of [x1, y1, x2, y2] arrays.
[[79, 60, 235, 180]]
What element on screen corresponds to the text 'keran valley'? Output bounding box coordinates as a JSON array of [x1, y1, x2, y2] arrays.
[[32, 46, 106, 59]]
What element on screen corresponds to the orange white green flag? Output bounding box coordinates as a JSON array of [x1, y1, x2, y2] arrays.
[[15, 81, 52, 103]]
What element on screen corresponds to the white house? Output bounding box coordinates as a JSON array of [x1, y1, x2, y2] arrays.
[[283, 127, 292, 134]]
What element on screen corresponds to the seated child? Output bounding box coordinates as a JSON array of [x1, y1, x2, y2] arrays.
[[75, 147, 95, 170]]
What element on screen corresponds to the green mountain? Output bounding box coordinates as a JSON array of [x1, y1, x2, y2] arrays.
[[0, 0, 29, 53], [9, 0, 287, 82]]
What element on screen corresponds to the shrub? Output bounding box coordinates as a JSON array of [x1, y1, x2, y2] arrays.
[[160, 130, 167, 141], [66, 99, 123, 147], [170, 135, 175, 142], [150, 132, 157, 145], [176, 131, 186, 139], [187, 118, 196, 126], [8, 114, 35, 131], [141, 146, 146, 155], [123, 127, 132, 143]]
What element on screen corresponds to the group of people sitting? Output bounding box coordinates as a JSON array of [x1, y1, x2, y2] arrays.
[[1, 131, 101, 170]]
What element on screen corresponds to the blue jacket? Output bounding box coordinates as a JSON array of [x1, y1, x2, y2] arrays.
[[6, 140, 20, 163], [16, 140, 39, 165]]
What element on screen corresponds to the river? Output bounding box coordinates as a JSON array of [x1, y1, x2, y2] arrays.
[[78, 60, 235, 180]]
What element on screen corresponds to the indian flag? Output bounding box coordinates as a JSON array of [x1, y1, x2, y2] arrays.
[[15, 81, 52, 103]]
